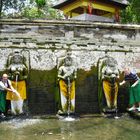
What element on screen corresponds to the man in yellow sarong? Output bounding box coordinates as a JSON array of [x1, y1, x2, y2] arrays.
[[57, 54, 77, 114]]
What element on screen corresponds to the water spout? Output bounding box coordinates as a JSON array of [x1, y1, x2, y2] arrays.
[[63, 116, 76, 121], [15, 74, 18, 90], [114, 108, 120, 119], [67, 77, 71, 117], [12, 74, 20, 98], [60, 77, 76, 122]]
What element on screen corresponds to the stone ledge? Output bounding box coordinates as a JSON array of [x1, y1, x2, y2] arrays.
[[0, 19, 140, 30]]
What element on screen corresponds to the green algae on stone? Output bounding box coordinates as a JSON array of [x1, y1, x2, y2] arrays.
[[76, 66, 97, 86]]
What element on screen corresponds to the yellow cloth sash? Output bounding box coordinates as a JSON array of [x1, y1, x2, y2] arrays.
[[59, 79, 75, 112], [103, 80, 118, 108], [59, 80, 75, 100], [6, 80, 27, 101]]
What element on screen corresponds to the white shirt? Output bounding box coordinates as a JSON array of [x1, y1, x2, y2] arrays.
[[0, 80, 11, 91], [0, 81, 6, 90]]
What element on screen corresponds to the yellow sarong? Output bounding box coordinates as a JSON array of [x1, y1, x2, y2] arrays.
[[6, 80, 27, 101], [103, 80, 118, 108], [59, 79, 75, 112]]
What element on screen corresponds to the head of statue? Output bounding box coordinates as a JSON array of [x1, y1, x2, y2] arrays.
[[106, 57, 117, 67], [64, 57, 72, 66], [11, 52, 23, 64]]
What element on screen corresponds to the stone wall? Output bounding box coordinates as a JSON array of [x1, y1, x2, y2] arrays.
[[0, 19, 140, 114]]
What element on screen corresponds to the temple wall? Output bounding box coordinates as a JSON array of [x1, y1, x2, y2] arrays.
[[0, 19, 140, 114]]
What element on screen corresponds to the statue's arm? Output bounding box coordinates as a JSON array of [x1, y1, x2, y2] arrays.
[[58, 67, 64, 80], [22, 66, 28, 79], [102, 67, 107, 79]]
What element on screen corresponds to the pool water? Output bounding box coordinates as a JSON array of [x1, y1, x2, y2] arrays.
[[0, 114, 140, 140]]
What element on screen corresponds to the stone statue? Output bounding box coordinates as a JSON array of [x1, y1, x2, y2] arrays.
[[6, 51, 28, 115], [98, 56, 119, 112], [57, 52, 77, 115]]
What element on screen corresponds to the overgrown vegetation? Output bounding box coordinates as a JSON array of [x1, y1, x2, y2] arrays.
[[0, 0, 63, 19]]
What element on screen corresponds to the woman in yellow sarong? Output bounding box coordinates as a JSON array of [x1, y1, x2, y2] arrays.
[[57, 55, 77, 114], [6, 52, 28, 115]]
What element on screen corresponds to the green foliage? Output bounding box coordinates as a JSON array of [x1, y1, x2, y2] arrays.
[[121, 0, 140, 24], [0, 0, 63, 19], [21, 7, 46, 19], [0, 0, 26, 18], [35, 0, 46, 8], [20, 0, 63, 19]]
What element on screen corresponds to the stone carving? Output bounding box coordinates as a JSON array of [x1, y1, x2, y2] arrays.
[[57, 51, 77, 115], [6, 51, 28, 115], [98, 56, 119, 112]]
